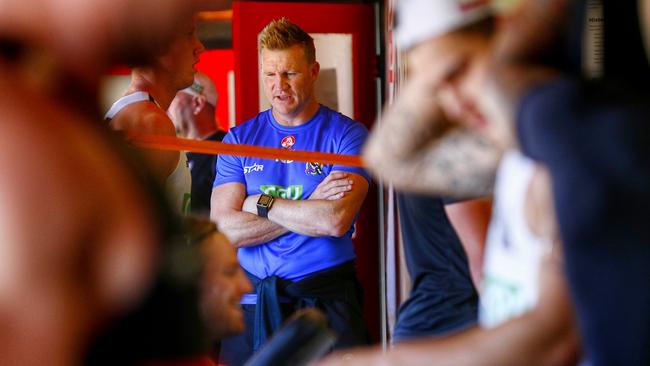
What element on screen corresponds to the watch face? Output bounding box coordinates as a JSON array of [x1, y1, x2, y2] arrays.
[[258, 194, 272, 206]]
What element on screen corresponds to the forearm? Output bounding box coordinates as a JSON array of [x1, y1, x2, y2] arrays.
[[372, 128, 500, 197], [320, 260, 579, 366], [212, 209, 288, 248], [429, 319, 574, 366], [243, 194, 353, 238], [269, 198, 349, 237], [326, 311, 577, 366], [242, 173, 367, 238], [364, 77, 453, 178], [211, 183, 289, 247], [317, 327, 486, 366], [388, 260, 579, 366]]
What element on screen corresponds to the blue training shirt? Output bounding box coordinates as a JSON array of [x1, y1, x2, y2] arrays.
[[214, 105, 369, 291]]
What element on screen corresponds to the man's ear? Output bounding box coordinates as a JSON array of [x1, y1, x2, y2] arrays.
[[192, 95, 207, 116], [311, 61, 321, 80]]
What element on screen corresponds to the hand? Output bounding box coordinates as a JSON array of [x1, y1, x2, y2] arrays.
[[308, 171, 353, 200]]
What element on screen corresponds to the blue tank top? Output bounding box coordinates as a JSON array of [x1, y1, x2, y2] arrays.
[[214, 105, 369, 284]]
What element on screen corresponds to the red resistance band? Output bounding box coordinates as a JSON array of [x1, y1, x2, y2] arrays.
[[128, 134, 365, 168]]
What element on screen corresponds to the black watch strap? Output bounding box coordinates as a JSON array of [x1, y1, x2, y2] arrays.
[[256, 194, 274, 218]]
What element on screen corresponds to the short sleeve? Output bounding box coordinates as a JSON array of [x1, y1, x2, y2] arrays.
[[213, 132, 245, 187], [333, 122, 371, 183]]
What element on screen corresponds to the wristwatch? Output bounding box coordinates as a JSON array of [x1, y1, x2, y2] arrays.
[[256, 194, 275, 218]]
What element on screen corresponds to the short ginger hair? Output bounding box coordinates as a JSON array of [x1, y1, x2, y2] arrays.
[[258, 18, 316, 64]]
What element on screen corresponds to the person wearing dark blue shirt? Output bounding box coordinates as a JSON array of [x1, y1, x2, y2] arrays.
[[488, 1, 650, 364], [319, 1, 580, 365], [168, 71, 226, 215], [392, 194, 479, 342]]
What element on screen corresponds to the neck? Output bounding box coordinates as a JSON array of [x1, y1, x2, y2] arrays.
[[128, 69, 177, 110], [272, 99, 320, 127]]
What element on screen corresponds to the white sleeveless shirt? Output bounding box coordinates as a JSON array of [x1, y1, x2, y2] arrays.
[[105, 92, 191, 215], [479, 150, 551, 328]]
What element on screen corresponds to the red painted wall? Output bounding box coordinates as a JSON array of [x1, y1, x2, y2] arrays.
[[197, 49, 234, 133]]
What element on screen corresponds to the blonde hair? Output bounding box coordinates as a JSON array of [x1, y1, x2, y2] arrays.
[[258, 18, 316, 64]]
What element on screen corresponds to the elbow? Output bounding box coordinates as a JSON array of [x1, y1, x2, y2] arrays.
[[327, 224, 348, 238], [362, 145, 409, 187], [211, 212, 241, 246], [323, 211, 353, 238], [222, 231, 245, 248], [361, 141, 382, 172], [362, 158, 398, 186], [218, 227, 254, 248], [214, 222, 241, 246], [362, 143, 398, 180]]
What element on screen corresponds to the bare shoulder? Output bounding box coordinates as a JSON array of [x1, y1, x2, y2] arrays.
[[110, 101, 176, 137]]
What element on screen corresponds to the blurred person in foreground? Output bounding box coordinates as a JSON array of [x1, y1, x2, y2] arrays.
[[168, 71, 227, 215], [184, 217, 253, 366], [320, 0, 580, 364], [483, 0, 650, 364], [191, 218, 253, 341], [0, 0, 228, 365]]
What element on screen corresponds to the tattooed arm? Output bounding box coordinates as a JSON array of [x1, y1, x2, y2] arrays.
[[364, 76, 501, 198]]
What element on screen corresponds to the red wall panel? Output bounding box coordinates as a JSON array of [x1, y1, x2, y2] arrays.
[[197, 49, 234, 133]]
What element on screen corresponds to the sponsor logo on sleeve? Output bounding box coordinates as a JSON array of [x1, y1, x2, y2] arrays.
[[244, 163, 264, 174]]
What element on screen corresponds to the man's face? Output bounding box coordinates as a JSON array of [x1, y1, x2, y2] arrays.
[[406, 29, 516, 148], [261, 45, 319, 122], [158, 20, 205, 90], [168, 91, 217, 139], [407, 30, 491, 130], [200, 232, 252, 339]]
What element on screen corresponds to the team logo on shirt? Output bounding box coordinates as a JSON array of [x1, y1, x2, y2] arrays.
[[281, 136, 296, 148], [277, 135, 295, 164], [305, 162, 324, 175]]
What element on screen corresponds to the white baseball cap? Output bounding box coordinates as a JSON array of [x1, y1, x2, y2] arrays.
[[395, 0, 494, 50], [181, 71, 218, 106]]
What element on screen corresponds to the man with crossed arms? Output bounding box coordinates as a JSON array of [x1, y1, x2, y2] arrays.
[[211, 18, 369, 366]]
